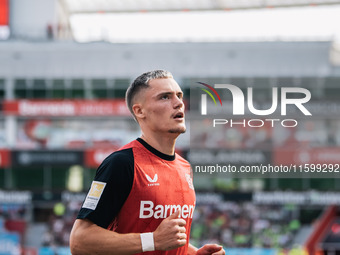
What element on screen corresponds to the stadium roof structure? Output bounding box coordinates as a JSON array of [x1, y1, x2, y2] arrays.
[[57, 0, 340, 43], [61, 0, 340, 13]]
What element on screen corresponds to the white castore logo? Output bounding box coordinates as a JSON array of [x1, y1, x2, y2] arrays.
[[145, 174, 159, 186], [145, 174, 158, 182]]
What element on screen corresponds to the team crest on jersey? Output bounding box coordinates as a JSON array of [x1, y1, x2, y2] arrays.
[[145, 173, 160, 187], [185, 173, 194, 190]]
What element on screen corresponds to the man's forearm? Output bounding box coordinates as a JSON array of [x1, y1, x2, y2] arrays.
[[187, 243, 198, 255], [70, 219, 143, 255], [71, 211, 188, 255]]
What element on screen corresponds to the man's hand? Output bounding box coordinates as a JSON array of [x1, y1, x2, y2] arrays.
[[153, 210, 187, 251], [196, 244, 225, 255]]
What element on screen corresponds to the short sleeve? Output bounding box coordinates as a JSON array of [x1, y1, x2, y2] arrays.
[[77, 148, 134, 228]]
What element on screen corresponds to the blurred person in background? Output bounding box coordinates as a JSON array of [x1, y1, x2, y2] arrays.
[[70, 70, 225, 255]]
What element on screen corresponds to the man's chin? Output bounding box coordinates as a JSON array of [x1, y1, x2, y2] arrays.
[[168, 127, 186, 134]]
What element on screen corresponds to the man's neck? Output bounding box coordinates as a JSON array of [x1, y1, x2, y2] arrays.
[[140, 133, 177, 156]]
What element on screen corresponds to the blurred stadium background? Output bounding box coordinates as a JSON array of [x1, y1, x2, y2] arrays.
[[1, 0, 340, 254]]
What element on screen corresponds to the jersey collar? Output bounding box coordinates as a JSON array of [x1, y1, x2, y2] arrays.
[[137, 138, 176, 161]]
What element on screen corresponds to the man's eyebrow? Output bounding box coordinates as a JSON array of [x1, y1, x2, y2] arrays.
[[156, 91, 183, 97]]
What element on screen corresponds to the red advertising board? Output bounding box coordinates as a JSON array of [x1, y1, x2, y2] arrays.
[[0, 149, 10, 167], [274, 147, 340, 165], [0, 0, 8, 26], [3, 99, 130, 116], [85, 148, 116, 168], [23, 247, 38, 255]]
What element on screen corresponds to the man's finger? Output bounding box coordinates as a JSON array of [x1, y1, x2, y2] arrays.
[[177, 233, 187, 240], [168, 209, 180, 219], [204, 244, 223, 253], [177, 226, 186, 233], [175, 218, 187, 227]]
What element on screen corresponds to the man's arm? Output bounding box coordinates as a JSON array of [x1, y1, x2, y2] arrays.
[[188, 243, 198, 254], [70, 210, 187, 255], [70, 219, 142, 255], [187, 243, 225, 255]]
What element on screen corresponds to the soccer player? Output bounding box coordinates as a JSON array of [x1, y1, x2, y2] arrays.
[[70, 70, 225, 255]]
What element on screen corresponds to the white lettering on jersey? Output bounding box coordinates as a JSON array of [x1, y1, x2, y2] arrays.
[[139, 200, 195, 219]]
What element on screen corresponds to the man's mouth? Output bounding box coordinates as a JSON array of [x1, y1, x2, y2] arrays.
[[173, 112, 184, 119]]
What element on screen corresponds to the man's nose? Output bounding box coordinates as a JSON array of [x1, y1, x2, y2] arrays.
[[174, 97, 184, 109]]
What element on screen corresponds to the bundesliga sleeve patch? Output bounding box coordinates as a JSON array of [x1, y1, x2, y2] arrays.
[[82, 181, 107, 210]]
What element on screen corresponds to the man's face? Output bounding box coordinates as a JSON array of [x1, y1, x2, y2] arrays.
[[135, 78, 186, 135]]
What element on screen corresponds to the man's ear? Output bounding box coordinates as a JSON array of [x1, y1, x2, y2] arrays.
[[132, 103, 145, 120]]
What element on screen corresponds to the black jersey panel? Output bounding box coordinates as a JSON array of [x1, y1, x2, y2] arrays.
[[77, 148, 134, 228]]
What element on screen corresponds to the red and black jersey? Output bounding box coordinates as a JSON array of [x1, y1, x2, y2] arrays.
[[78, 138, 196, 255]]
